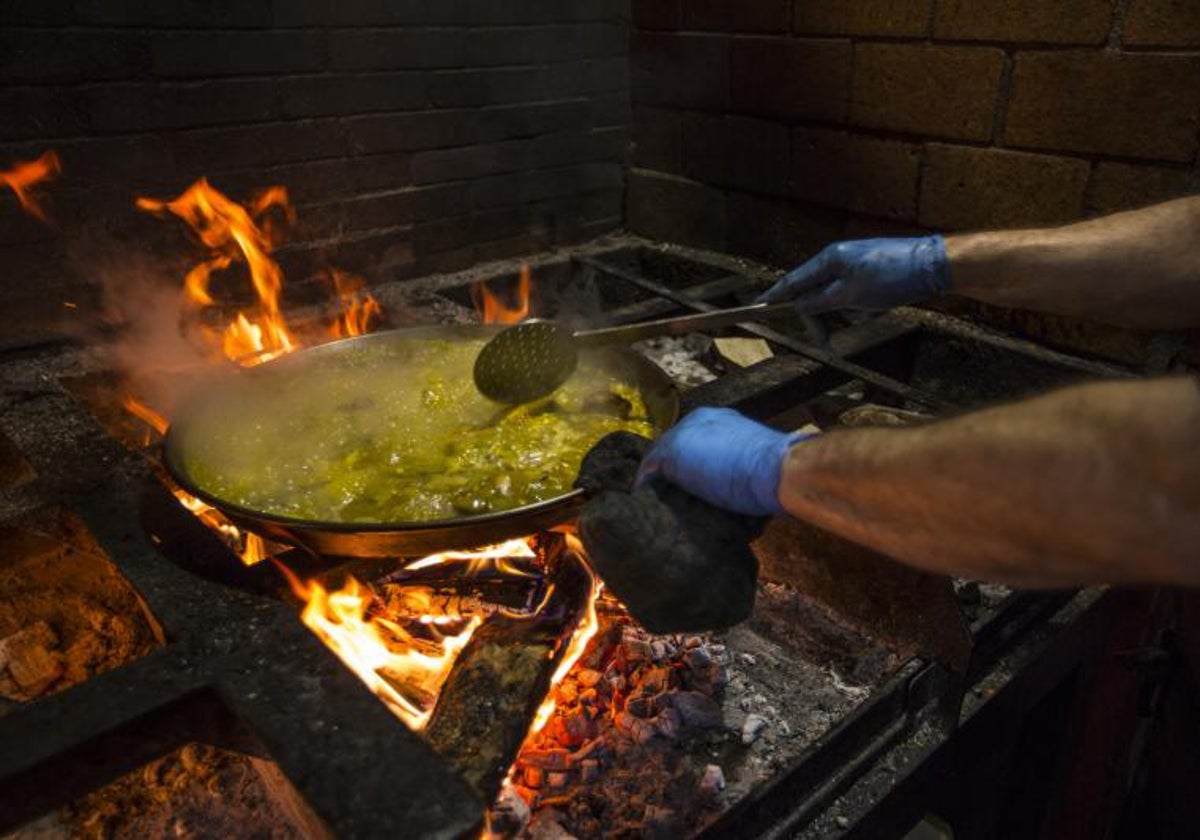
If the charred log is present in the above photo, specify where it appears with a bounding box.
[424,537,592,803]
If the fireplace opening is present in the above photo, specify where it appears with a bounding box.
[0,508,162,712]
[11,742,321,840]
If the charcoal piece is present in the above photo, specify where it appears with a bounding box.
[576,433,765,634]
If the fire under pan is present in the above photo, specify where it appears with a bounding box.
[0,238,1132,838]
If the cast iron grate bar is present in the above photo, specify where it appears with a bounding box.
[576,255,955,414]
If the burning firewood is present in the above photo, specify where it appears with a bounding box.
[425,538,594,803]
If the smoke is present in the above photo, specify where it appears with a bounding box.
[544,262,606,331]
[67,226,227,417]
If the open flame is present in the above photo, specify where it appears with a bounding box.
[122,181,608,765]
[0,151,61,223]
[274,541,553,730]
[328,269,383,339]
[122,394,267,565]
[137,179,297,365]
[123,177,383,564]
[282,569,480,730]
[473,263,532,325]
[404,537,538,577]
[528,533,602,736]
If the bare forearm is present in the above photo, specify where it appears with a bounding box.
[778,377,1200,587]
[946,197,1200,329]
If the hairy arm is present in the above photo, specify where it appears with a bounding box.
[778,377,1200,588]
[947,196,1200,329]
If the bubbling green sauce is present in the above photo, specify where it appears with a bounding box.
[179,336,660,524]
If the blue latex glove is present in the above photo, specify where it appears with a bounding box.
[758,235,949,315]
[635,407,810,517]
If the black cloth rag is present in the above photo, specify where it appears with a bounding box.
[573,432,765,634]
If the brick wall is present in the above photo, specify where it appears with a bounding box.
[628,0,1200,365]
[0,0,630,339]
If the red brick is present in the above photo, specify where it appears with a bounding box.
[1004,51,1200,162]
[280,73,427,118]
[933,0,1112,44]
[851,44,1005,141]
[684,0,790,33]
[626,170,726,248]
[88,80,280,133]
[76,0,272,26]
[1088,162,1200,214]
[633,32,730,109]
[1123,0,1200,47]
[726,193,844,267]
[682,114,790,196]
[790,128,919,220]
[5,0,72,24]
[471,163,622,209]
[330,29,467,70]
[633,107,681,172]
[843,215,928,239]
[731,37,851,123]
[633,0,681,30]
[792,0,929,37]
[0,31,147,83]
[465,23,628,66]
[477,100,596,144]
[149,31,327,78]
[919,145,1088,230]
[276,0,626,26]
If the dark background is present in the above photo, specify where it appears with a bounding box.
[2,0,1199,365]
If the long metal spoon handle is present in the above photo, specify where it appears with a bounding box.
[572,301,796,348]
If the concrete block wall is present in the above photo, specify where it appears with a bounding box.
[628,1,1200,364]
[0,0,630,336]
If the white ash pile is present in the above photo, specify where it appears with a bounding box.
[489,618,732,838]
[633,335,718,388]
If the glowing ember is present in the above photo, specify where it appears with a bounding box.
[473,263,532,325]
[328,269,383,339]
[273,544,569,730]
[137,179,297,365]
[0,151,61,222]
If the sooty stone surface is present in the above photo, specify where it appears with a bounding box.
[575,433,764,634]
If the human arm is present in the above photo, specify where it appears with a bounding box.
[761,196,1200,331]
[639,378,1200,588]
[779,376,1200,587]
[945,196,1200,329]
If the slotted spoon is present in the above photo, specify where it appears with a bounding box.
[473,301,795,404]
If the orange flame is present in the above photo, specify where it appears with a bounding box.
[273,553,543,730]
[125,180,390,567]
[473,263,532,325]
[122,395,168,435]
[528,534,602,736]
[0,151,61,223]
[328,269,383,339]
[137,179,297,365]
[122,395,267,566]
[404,538,538,577]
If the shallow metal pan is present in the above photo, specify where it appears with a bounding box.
[163,324,679,558]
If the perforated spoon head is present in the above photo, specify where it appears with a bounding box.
[473,319,580,404]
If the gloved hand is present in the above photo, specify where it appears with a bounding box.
[758,235,949,315]
[635,407,810,517]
